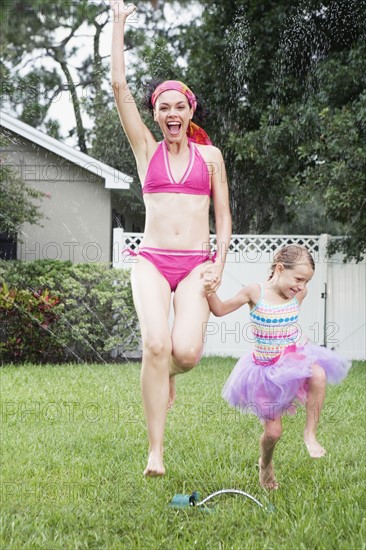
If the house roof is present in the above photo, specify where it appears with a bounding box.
[0,110,136,193]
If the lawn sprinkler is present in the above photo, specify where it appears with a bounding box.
[169,489,273,512]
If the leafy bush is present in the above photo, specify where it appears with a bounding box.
[0,284,64,363]
[0,260,140,364]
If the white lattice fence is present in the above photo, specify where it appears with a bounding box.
[113,231,320,262]
[212,234,319,256]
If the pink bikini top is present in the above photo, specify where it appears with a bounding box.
[142,140,211,196]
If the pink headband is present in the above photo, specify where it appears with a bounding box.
[151,80,212,145]
[151,80,197,111]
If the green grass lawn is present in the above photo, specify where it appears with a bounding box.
[0,358,365,549]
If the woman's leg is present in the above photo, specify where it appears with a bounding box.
[131,257,172,476]
[259,418,282,490]
[171,262,211,370]
[304,363,327,458]
[168,263,211,404]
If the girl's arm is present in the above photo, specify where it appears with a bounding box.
[206,283,260,317]
[110,1,154,159]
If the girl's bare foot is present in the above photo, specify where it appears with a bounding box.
[144,449,165,477]
[259,458,279,490]
[167,376,176,410]
[304,431,326,458]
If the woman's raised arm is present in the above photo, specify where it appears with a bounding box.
[110,1,154,158]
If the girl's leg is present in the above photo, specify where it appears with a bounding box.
[131,257,172,476]
[168,262,211,405]
[259,418,282,490]
[304,363,327,458]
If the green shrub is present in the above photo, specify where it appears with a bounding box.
[0,260,140,364]
[0,283,64,363]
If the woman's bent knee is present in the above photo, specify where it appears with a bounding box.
[172,345,202,371]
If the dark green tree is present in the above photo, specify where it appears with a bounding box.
[0,136,47,237]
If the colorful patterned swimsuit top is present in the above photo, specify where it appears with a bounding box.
[249,283,300,366]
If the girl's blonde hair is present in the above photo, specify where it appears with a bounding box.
[268,245,315,280]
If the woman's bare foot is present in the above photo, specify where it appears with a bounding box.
[304,431,326,458]
[144,449,165,477]
[167,376,176,410]
[259,458,279,490]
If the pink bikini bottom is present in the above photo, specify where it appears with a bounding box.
[126,246,215,291]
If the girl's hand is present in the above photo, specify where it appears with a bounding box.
[201,263,223,296]
[202,275,216,296]
[109,1,137,20]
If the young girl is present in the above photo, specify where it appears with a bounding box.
[204,245,351,490]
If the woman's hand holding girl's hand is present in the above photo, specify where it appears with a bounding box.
[202,273,215,296]
[201,263,223,296]
[109,1,137,20]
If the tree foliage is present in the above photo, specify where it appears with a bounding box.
[115,0,365,260]
[175,0,365,261]
[0,136,47,237]
[0,0,113,151]
[1,0,365,261]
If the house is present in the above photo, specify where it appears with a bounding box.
[0,111,144,264]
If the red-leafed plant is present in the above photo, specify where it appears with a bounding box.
[0,283,64,364]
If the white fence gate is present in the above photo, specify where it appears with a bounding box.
[113,230,365,361]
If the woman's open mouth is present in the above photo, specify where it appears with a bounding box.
[167,122,181,136]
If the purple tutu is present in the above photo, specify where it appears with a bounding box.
[222,341,351,421]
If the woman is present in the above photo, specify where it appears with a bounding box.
[110,1,231,476]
